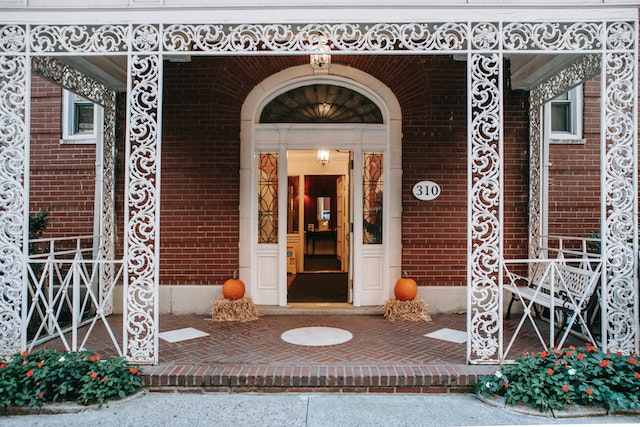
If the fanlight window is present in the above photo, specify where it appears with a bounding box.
[259,84,383,124]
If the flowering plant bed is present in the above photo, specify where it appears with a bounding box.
[475,344,640,413]
[0,348,144,411]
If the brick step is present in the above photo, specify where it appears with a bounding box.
[143,363,496,394]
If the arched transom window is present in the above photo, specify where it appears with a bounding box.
[259,84,383,124]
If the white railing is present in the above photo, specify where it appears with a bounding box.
[25,235,124,356]
[501,235,603,361]
[539,234,602,269]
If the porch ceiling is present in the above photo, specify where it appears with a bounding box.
[60,56,128,92]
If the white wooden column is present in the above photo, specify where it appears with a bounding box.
[600,24,639,353]
[123,53,163,364]
[467,46,504,363]
[0,46,29,358]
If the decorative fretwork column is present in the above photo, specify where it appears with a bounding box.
[601,22,639,353]
[123,52,162,364]
[467,23,504,363]
[0,34,28,358]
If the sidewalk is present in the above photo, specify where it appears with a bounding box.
[1,392,639,427]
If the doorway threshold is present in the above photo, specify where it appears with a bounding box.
[260,303,382,316]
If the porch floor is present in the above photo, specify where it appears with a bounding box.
[48,307,587,393]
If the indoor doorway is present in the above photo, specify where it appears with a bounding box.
[286,150,351,303]
[242,65,402,307]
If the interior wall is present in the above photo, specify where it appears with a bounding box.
[304,175,339,231]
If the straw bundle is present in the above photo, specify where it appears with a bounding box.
[383,298,432,322]
[210,296,260,322]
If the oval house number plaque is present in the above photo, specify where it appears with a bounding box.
[412,180,441,201]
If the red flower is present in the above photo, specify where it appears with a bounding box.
[539,351,549,358]
[577,353,584,361]
[37,361,44,368]
[21,350,28,357]
[586,388,594,395]
[634,372,640,379]
[547,368,554,375]
[585,343,597,352]
[565,352,573,357]
[562,385,570,392]
[502,382,508,388]
[555,349,563,356]
[0,362,6,369]
[599,360,609,368]
[90,372,98,378]
[569,345,576,351]
[37,393,44,399]
[26,370,34,377]
[91,355,101,362]
[628,358,638,366]
[102,376,108,383]
[129,367,141,376]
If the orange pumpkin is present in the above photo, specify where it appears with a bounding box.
[222,271,245,300]
[394,271,418,301]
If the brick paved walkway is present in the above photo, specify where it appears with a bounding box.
[59,311,570,393]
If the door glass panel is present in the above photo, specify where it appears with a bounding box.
[362,152,383,244]
[258,152,278,243]
[287,176,299,234]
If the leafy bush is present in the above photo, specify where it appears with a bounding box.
[28,208,50,255]
[476,344,640,412]
[0,348,144,409]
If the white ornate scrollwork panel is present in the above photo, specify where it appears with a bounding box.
[602,51,638,354]
[124,54,161,364]
[468,53,503,363]
[101,106,117,316]
[162,23,469,53]
[0,54,27,358]
[528,107,542,262]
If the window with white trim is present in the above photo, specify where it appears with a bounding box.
[61,90,102,144]
[544,85,583,144]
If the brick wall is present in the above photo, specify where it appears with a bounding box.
[155,55,530,287]
[29,75,97,239]
[32,52,625,289]
[546,77,601,240]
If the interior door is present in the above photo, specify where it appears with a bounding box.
[336,175,349,271]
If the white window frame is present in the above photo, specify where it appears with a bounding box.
[544,85,584,144]
[60,89,103,144]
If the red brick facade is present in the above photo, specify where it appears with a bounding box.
[27,55,624,289]
[30,76,97,238]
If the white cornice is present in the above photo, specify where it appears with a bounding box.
[0,6,637,25]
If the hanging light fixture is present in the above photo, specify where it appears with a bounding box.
[317,150,330,166]
[310,41,331,74]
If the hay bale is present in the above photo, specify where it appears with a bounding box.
[383,298,432,322]
[210,296,260,322]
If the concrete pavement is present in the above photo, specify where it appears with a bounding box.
[1,393,639,427]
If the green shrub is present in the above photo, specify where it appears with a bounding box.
[0,348,144,409]
[476,344,640,412]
